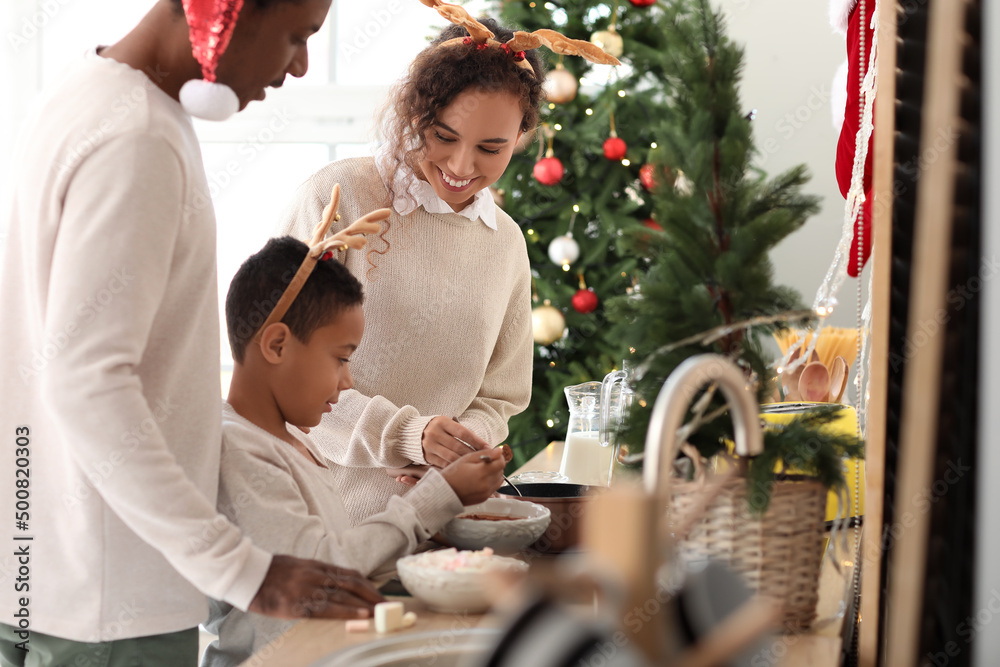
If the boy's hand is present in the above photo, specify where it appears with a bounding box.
[249,554,384,619]
[439,448,506,506]
[421,416,489,467]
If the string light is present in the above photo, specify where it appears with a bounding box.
[650,142,658,149]
[562,264,570,271]
[617,90,626,97]
[527,228,535,236]
[548,103,555,110]
[546,419,554,427]
[573,204,580,212]
[622,159,630,166]
[586,108,593,115]
[554,123,562,131]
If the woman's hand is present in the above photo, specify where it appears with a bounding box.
[439,448,506,506]
[420,416,489,467]
[385,464,430,487]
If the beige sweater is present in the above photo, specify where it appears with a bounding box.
[276,158,532,522]
[203,403,463,667]
[0,51,270,641]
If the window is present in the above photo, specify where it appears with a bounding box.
[2,0,488,392]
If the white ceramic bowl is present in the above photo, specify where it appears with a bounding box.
[396,548,529,613]
[439,497,551,554]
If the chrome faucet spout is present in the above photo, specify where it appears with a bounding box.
[642,354,764,495]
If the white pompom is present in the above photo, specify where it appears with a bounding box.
[548,234,580,266]
[180,79,240,121]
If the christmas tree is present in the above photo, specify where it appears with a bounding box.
[605,0,862,510]
[494,0,681,466]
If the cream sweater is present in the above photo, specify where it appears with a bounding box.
[0,51,270,641]
[202,403,463,667]
[277,158,532,522]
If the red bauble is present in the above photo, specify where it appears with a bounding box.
[628,0,656,6]
[572,288,599,314]
[533,156,564,186]
[603,136,627,161]
[639,163,656,190]
[642,218,663,231]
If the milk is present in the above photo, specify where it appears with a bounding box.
[559,431,614,486]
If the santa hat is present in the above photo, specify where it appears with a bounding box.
[179,0,245,121]
[829,0,857,36]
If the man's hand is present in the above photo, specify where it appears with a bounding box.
[421,416,489,467]
[249,554,384,619]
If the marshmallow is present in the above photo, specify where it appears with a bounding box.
[345,619,371,633]
[374,601,405,633]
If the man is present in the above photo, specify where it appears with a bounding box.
[0,1,382,664]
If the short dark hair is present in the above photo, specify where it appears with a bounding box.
[226,237,364,363]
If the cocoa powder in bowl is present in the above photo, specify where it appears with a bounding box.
[497,483,606,553]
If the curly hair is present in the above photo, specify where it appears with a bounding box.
[378,17,546,205]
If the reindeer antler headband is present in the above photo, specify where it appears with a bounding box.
[420,0,622,71]
[252,184,392,343]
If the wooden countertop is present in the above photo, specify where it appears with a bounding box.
[240,442,855,667]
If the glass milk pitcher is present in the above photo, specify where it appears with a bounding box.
[559,381,617,486]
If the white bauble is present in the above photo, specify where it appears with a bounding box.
[548,234,580,266]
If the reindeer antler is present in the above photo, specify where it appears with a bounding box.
[252,184,390,342]
[418,0,621,70]
[507,29,622,66]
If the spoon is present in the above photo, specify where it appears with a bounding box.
[798,361,832,402]
[830,356,849,403]
[781,347,805,401]
[453,435,523,497]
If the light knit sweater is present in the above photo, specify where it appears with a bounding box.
[0,51,270,641]
[202,403,463,667]
[276,157,532,523]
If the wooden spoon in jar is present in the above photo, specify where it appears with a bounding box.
[782,347,805,401]
[798,362,832,403]
[829,356,849,403]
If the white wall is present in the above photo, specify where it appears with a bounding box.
[718,0,866,329]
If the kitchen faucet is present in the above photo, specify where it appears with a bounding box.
[642,354,764,495]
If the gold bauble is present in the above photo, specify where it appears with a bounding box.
[532,305,566,345]
[542,66,578,105]
[589,29,624,59]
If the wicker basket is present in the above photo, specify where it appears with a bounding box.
[671,474,828,632]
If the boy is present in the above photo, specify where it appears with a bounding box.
[204,236,506,665]
[0,0,380,663]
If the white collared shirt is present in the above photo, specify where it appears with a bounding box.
[374,145,498,230]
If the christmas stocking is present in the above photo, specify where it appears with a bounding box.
[831,0,875,277]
